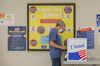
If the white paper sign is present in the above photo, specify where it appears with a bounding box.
[0,13,15,26]
[67,38,87,62]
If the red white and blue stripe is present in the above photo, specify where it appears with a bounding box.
[68,50,86,60]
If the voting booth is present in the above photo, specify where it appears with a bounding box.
[67,38,87,62]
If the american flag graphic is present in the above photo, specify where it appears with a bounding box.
[78,50,86,60]
[68,50,86,60]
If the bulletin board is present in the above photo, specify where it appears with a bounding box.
[27,3,76,51]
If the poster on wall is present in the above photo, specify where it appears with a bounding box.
[67,38,87,62]
[0,13,14,26]
[77,27,94,49]
[96,14,100,27]
[27,3,76,51]
[8,26,26,51]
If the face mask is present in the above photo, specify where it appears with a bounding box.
[58,28,63,32]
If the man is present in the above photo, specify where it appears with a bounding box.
[49,21,66,66]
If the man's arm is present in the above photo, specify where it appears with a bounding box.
[50,41,65,50]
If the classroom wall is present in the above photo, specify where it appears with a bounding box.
[0,0,100,66]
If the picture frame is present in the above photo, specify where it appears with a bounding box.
[27,3,76,51]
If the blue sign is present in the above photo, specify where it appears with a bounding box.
[41,36,49,44]
[8,26,26,51]
[77,30,94,49]
[96,14,100,27]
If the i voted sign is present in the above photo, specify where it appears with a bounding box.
[67,38,87,62]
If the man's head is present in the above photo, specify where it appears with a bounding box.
[56,21,66,33]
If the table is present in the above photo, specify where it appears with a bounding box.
[63,59,100,66]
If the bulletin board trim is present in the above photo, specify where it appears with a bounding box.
[27,3,76,51]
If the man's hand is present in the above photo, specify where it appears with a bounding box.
[50,41,66,50]
[60,46,66,50]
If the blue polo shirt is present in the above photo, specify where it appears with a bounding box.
[49,28,62,58]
